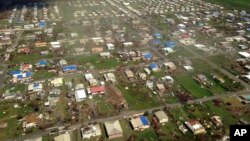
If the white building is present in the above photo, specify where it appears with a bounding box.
[81,124,102,139]
[154,111,169,124]
[75,89,87,102]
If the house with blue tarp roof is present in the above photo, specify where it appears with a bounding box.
[130,115,150,131]
[62,65,77,73]
[154,32,163,39]
[152,39,161,45]
[149,63,159,71]
[164,41,176,48]
[39,20,46,28]
[37,60,48,67]
[11,70,32,82]
[144,53,153,60]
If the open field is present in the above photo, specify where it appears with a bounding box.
[207,0,250,10]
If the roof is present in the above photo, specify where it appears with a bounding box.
[11,70,21,75]
[164,41,176,48]
[152,39,161,45]
[154,32,162,38]
[25,113,38,123]
[149,63,158,69]
[144,53,153,59]
[75,89,87,100]
[63,65,77,72]
[54,133,71,141]
[104,120,123,136]
[39,21,46,28]
[38,60,47,66]
[90,86,105,93]
[155,111,168,121]
[140,116,149,126]
[24,137,42,141]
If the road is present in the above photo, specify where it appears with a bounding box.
[6,88,250,141]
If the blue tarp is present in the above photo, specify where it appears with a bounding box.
[63,65,77,72]
[164,41,176,48]
[39,60,47,66]
[11,70,21,75]
[149,63,158,69]
[152,39,161,45]
[39,21,46,28]
[154,32,163,38]
[140,116,149,126]
[144,53,153,59]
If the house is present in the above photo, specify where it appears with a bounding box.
[164,41,176,48]
[154,111,169,124]
[143,53,153,61]
[18,47,31,54]
[59,59,68,66]
[161,76,174,83]
[210,116,223,127]
[54,133,71,141]
[20,64,32,71]
[185,120,206,135]
[104,73,116,83]
[36,60,48,68]
[23,113,40,129]
[100,52,112,58]
[28,83,43,93]
[130,115,150,131]
[154,32,163,39]
[238,52,250,58]
[156,83,165,91]
[104,120,123,139]
[49,77,64,87]
[50,41,61,49]
[24,137,42,141]
[123,42,133,47]
[62,65,77,73]
[81,124,102,139]
[125,69,134,78]
[138,73,147,80]
[164,62,176,70]
[149,63,159,72]
[92,47,103,53]
[179,38,196,45]
[11,70,32,82]
[35,42,47,48]
[212,75,225,83]
[183,65,194,72]
[89,86,105,95]
[106,43,115,50]
[75,89,87,102]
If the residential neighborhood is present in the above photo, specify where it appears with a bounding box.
[0,0,249,141]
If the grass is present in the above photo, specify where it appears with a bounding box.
[205,101,237,135]
[66,55,121,70]
[33,70,56,81]
[207,0,250,10]
[175,74,213,98]
[169,108,190,121]
[94,96,117,116]
[117,85,160,110]
[12,53,52,64]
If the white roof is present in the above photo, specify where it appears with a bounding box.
[239,52,250,58]
[104,120,123,136]
[75,89,87,100]
[24,137,42,141]
[85,73,94,80]
[54,133,71,141]
[155,111,168,121]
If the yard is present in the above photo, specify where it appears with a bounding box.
[175,74,213,98]
[117,84,160,110]
[207,0,250,10]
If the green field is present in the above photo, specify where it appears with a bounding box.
[175,74,213,98]
[33,70,56,81]
[207,0,250,10]
[117,85,160,110]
